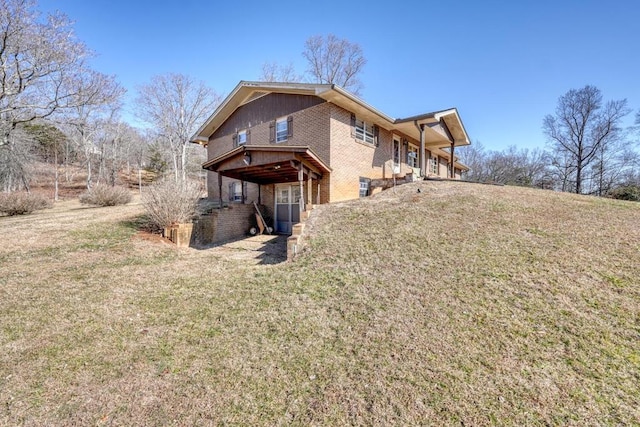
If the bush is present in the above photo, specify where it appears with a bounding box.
[0,192,52,215]
[79,184,132,207]
[607,185,640,202]
[142,179,203,229]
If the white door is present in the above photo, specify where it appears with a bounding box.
[275,185,301,234]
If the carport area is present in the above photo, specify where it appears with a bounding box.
[203,145,331,235]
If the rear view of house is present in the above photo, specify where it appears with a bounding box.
[190,81,470,235]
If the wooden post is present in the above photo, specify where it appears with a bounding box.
[317,181,320,204]
[450,141,455,178]
[241,179,245,203]
[298,166,305,213]
[258,184,261,205]
[217,172,223,207]
[419,123,426,177]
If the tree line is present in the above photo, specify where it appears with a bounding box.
[458,85,639,199]
[0,0,365,200]
[2,0,638,203]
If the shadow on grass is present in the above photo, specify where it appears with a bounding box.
[191,234,288,265]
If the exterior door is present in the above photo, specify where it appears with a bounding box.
[275,185,301,234]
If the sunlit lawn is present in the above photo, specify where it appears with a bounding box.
[1,182,639,425]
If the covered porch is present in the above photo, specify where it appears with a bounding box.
[202,145,331,234]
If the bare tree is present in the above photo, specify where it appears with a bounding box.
[457,141,487,181]
[543,85,630,194]
[259,61,301,82]
[0,0,123,191]
[0,126,32,192]
[302,34,366,95]
[22,121,67,200]
[58,71,125,188]
[134,73,222,183]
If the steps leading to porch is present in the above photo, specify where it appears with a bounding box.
[286,204,316,260]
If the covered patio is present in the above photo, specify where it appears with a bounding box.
[202,145,331,233]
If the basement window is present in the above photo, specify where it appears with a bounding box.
[229,181,247,203]
[359,177,370,198]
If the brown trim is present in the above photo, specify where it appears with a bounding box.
[202,145,332,185]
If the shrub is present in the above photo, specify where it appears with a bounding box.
[0,192,52,215]
[607,185,640,202]
[142,179,203,229]
[79,184,132,207]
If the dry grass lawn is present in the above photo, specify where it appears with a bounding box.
[1,182,639,426]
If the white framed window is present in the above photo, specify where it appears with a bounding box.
[237,130,247,145]
[228,181,246,203]
[276,117,288,142]
[352,115,377,145]
[431,156,439,175]
[407,144,418,168]
[393,139,401,166]
[359,177,370,198]
[276,187,289,204]
[355,119,375,144]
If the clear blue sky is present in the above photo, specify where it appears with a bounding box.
[39,0,640,151]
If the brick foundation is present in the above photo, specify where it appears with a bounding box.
[188,203,259,247]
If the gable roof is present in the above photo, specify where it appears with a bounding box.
[190,81,471,148]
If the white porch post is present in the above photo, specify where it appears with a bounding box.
[419,123,426,177]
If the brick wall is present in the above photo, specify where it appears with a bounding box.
[328,105,417,202]
[203,93,459,206]
[192,204,258,246]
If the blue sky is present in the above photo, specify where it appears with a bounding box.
[39,0,640,151]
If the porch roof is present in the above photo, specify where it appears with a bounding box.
[203,145,331,185]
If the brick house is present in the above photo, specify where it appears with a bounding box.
[190,81,470,235]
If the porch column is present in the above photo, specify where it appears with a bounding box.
[217,172,223,207]
[298,167,305,213]
[317,181,320,204]
[418,123,426,177]
[258,184,261,205]
[450,140,455,178]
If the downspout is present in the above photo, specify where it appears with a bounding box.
[414,121,425,177]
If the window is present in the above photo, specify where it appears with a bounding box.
[431,156,439,175]
[276,117,288,142]
[291,186,301,204]
[233,129,250,147]
[393,139,401,165]
[276,187,289,204]
[228,181,246,203]
[270,116,292,143]
[407,144,418,168]
[352,114,378,145]
[237,130,247,146]
[359,177,370,198]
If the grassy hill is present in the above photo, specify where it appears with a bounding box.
[1,182,638,425]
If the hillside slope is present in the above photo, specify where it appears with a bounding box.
[1,181,638,425]
[295,181,640,424]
